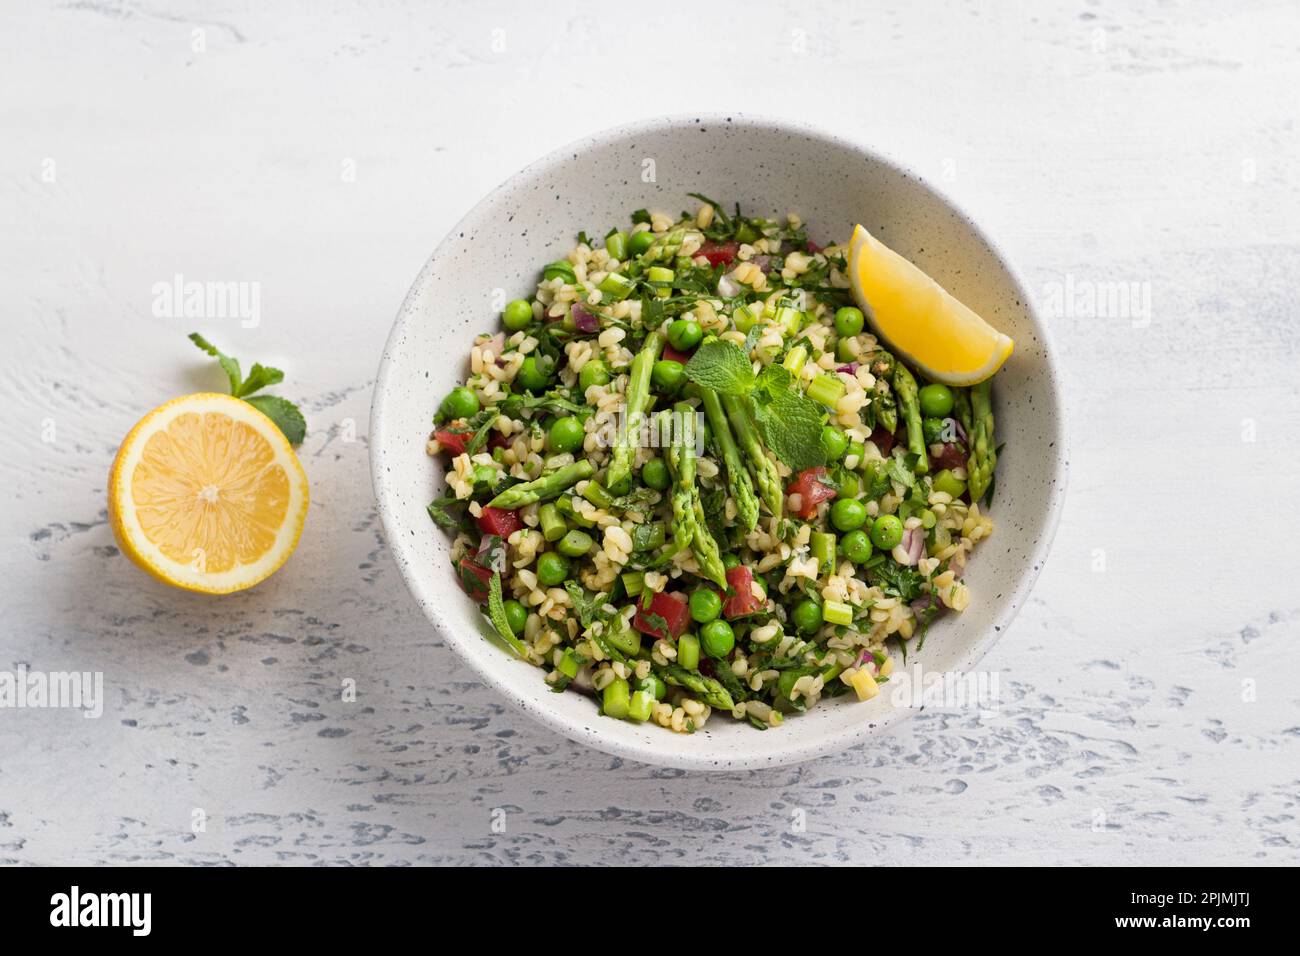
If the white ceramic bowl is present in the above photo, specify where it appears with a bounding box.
[371,115,1067,770]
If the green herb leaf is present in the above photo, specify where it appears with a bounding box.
[868,559,926,603]
[188,332,242,394]
[245,395,307,445]
[427,495,468,531]
[487,572,528,659]
[235,362,284,398]
[189,333,306,445]
[683,340,755,395]
[748,364,825,472]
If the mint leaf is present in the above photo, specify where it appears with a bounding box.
[189,332,242,394]
[749,364,826,471]
[683,340,755,395]
[235,362,284,398]
[487,572,528,659]
[245,395,306,445]
[189,333,306,445]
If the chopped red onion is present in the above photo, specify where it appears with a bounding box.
[717,273,741,297]
[836,362,859,375]
[570,303,599,334]
[897,527,924,566]
[750,255,775,273]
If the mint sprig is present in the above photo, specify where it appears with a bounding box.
[683,340,826,471]
[189,333,307,445]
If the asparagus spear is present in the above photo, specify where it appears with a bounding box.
[966,378,997,505]
[892,364,929,474]
[720,393,783,520]
[655,663,735,711]
[604,331,664,494]
[644,227,686,264]
[665,404,727,588]
[697,385,759,531]
[953,386,973,439]
[487,460,594,509]
[659,410,693,553]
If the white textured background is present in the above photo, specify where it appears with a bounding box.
[2,0,1297,865]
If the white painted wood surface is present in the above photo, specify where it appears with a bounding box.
[2,0,1297,865]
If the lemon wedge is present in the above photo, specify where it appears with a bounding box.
[108,392,308,594]
[847,224,1013,386]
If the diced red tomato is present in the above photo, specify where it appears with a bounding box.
[633,591,691,640]
[434,429,468,456]
[662,343,694,365]
[457,557,492,603]
[696,240,739,267]
[786,466,837,519]
[869,427,896,456]
[476,506,523,537]
[931,443,968,472]
[722,565,764,619]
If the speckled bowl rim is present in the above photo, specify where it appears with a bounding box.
[372,114,1069,771]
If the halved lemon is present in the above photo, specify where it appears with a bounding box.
[108,392,309,594]
[847,224,1013,386]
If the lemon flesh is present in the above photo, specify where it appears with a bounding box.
[108,392,309,594]
[847,224,1013,386]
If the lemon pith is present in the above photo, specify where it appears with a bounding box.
[847,224,1013,386]
[108,392,308,594]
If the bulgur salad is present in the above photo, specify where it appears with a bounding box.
[426,195,1000,733]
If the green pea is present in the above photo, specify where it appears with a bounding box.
[543,260,577,284]
[689,588,723,624]
[821,425,849,462]
[635,674,668,700]
[830,497,868,532]
[722,553,741,570]
[835,338,857,363]
[548,416,585,454]
[838,470,860,499]
[517,355,551,393]
[535,552,571,586]
[556,529,593,558]
[699,620,735,659]
[651,359,686,393]
[627,230,656,257]
[578,360,610,392]
[839,529,873,564]
[502,299,533,331]
[667,318,703,352]
[502,599,528,636]
[870,514,904,550]
[845,441,866,466]
[918,383,955,418]
[640,458,671,490]
[439,386,479,421]
[792,598,823,633]
[834,306,865,337]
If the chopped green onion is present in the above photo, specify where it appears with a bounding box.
[774,305,801,337]
[807,373,846,408]
[810,531,837,569]
[733,304,757,333]
[582,481,614,509]
[602,678,631,719]
[539,502,567,542]
[558,648,582,679]
[627,689,655,722]
[677,634,701,671]
[647,266,674,299]
[605,230,629,261]
[598,272,635,301]
[605,619,642,656]
[621,570,645,597]
[823,600,854,626]
[782,345,808,377]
